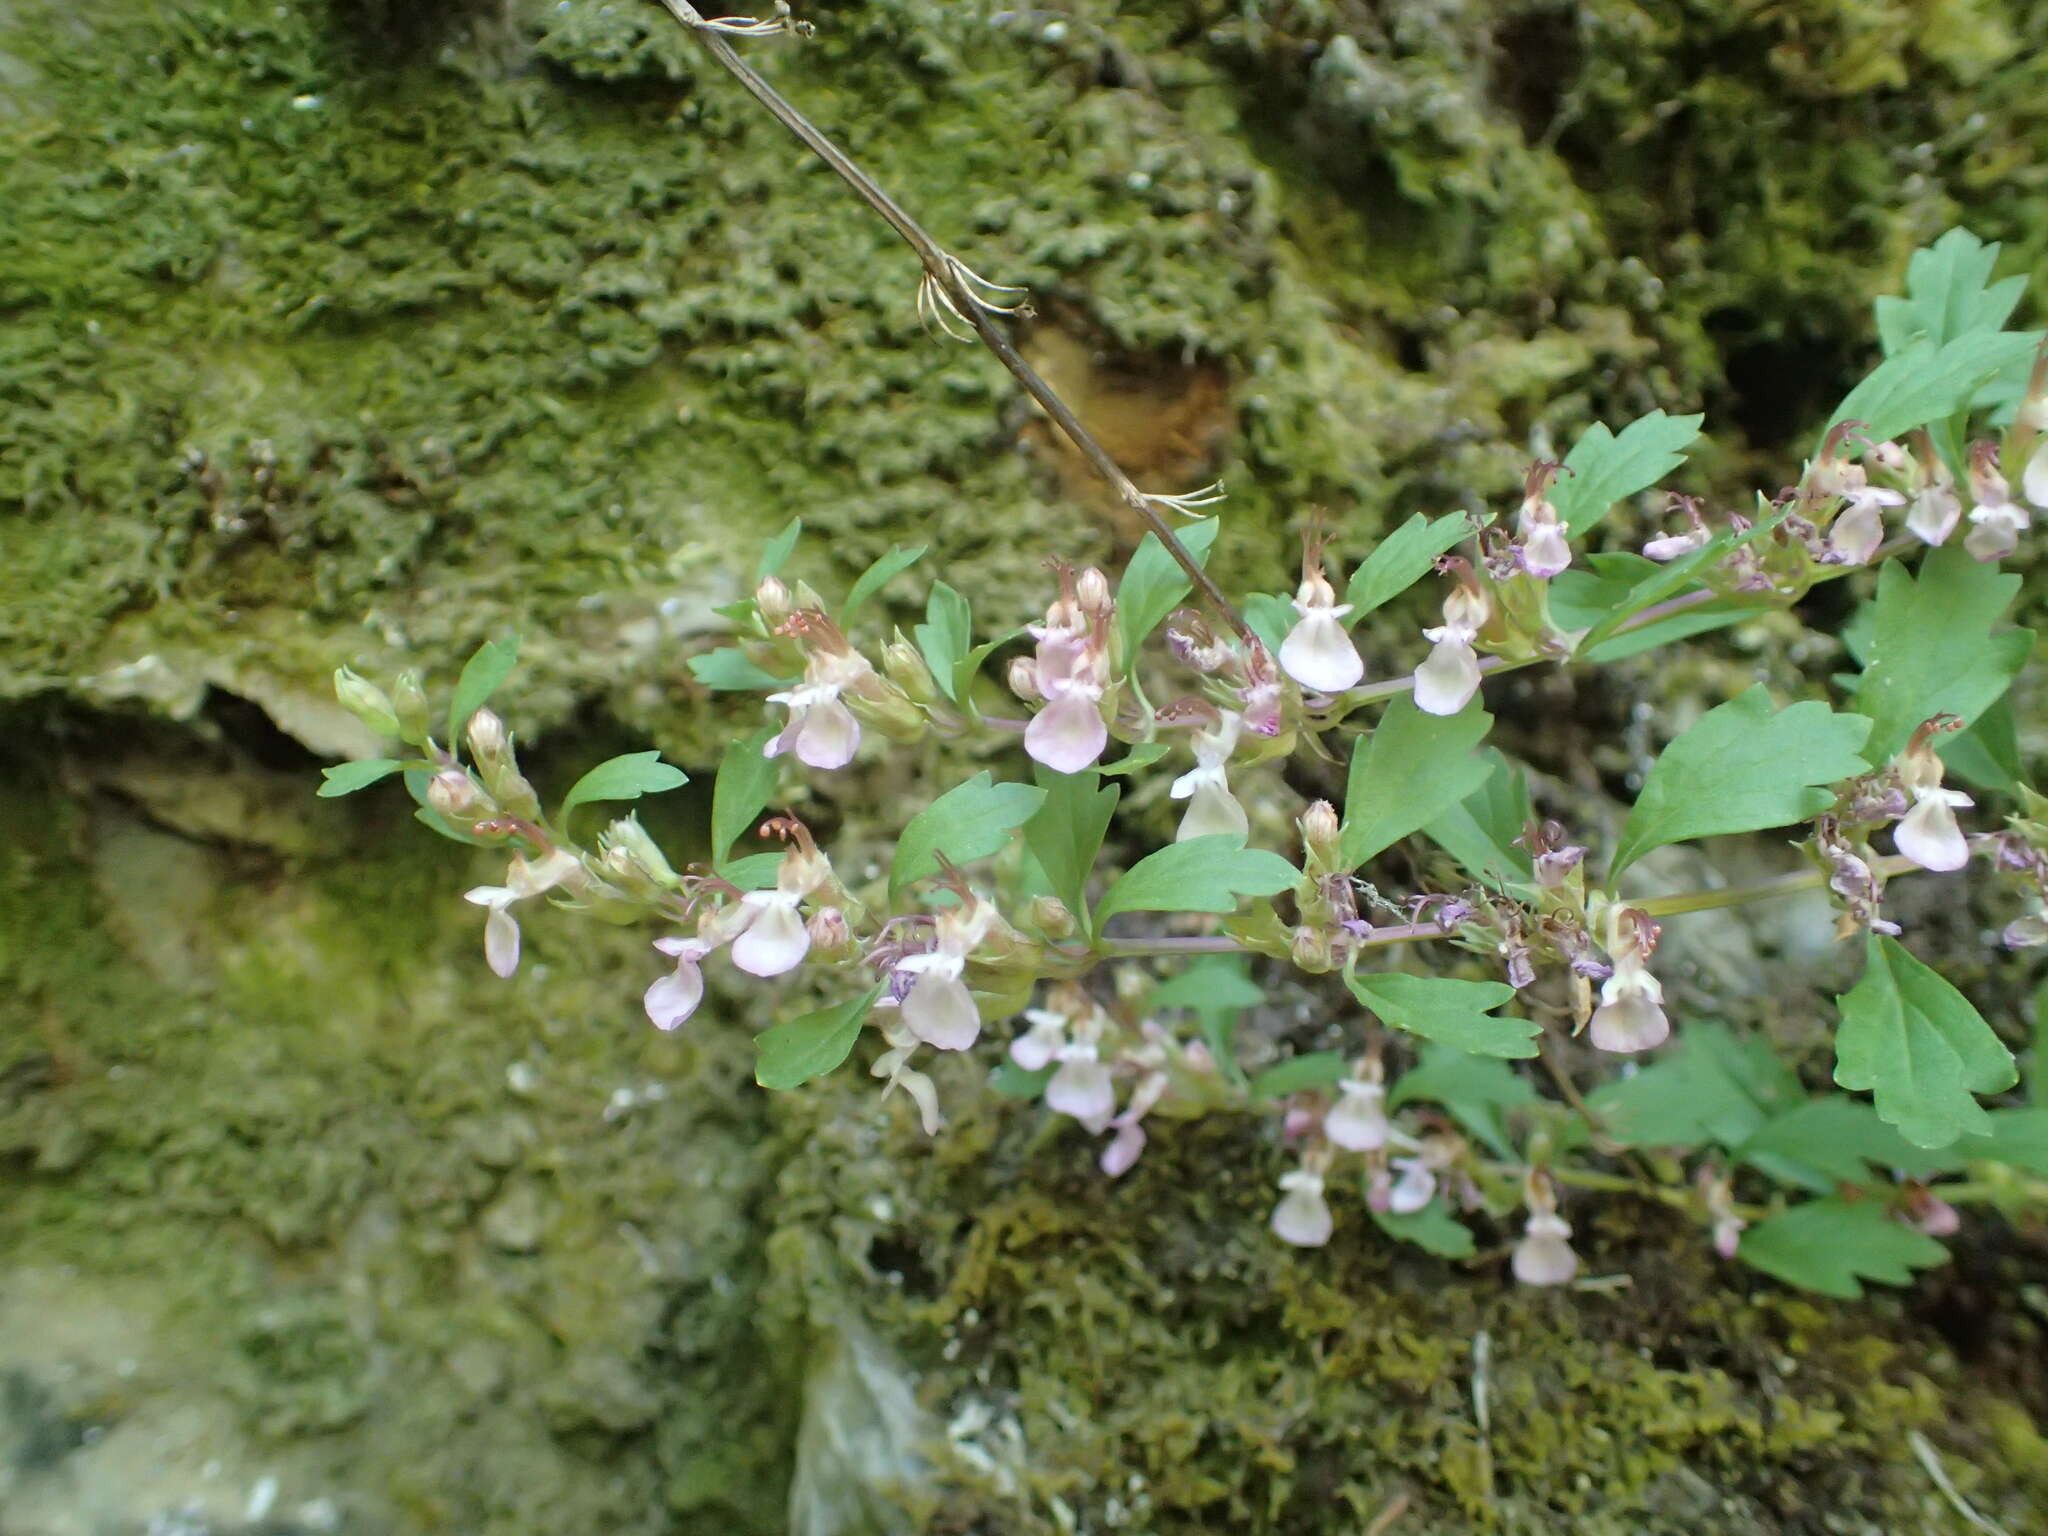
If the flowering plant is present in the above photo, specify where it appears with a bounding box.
[316,4,2048,1300]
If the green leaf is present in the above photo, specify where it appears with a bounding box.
[689,647,796,692]
[1149,960,1267,1015]
[1116,518,1221,660]
[952,628,1020,710]
[1390,1042,1537,1158]
[1583,1030,1767,1150]
[1852,547,2031,761]
[1874,228,2026,356]
[317,759,405,798]
[1025,767,1119,920]
[754,983,886,1090]
[1579,599,1758,665]
[1610,686,1870,877]
[558,751,688,823]
[1421,749,1534,888]
[1096,836,1299,929]
[1370,1200,1477,1259]
[1737,1199,1949,1299]
[1149,955,1261,1088]
[1250,1051,1348,1100]
[755,517,802,582]
[1099,742,1170,777]
[1739,1095,1965,1192]
[713,728,780,866]
[1243,592,1295,657]
[913,582,973,704]
[1961,1108,2048,1176]
[448,636,519,746]
[1343,512,1473,619]
[1834,934,2017,1148]
[1550,411,1703,536]
[720,851,783,891]
[991,1062,1056,1099]
[841,543,926,624]
[1340,696,1494,869]
[891,772,1046,898]
[1821,331,2038,450]
[1345,971,1536,1059]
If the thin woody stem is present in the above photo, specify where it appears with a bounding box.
[657,1,1261,652]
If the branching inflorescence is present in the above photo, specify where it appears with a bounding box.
[319,5,2048,1301]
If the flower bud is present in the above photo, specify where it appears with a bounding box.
[805,905,854,956]
[1028,895,1077,939]
[1298,800,1341,869]
[467,707,510,767]
[491,770,542,823]
[1866,440,1907,475]
[1076,566,1113,618]
[881,639,939,704]
[427,769,482,821]
[755,575,793,627]
[333,666,400,738]
[1007,656,1043,702]
[599,816,680,891]
[391,670,432,744]
[1289,924,1334,974]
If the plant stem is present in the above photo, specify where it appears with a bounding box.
[1631,854,1919,917]
[658,2,1260,651]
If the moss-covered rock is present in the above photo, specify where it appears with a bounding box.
[4,0,2047,1529]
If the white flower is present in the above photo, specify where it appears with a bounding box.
[1010,1009,1068,1071]
[718,847,829,978]
[1270,1169,1333,1248]
[463,849,584,979]
[1387,1155,1437,1213]
[1279,567,1363,693]
[870,1017,944,1136]
[1894,786,1973,872]
[2025,437,2048,511]
[1964,502,2030,562]
[1169,710,1249,843]
[1588,958,1668,1053]
[895,899,994,1051]
[1588,910,1668,1053]
[1905,482,1962,545]
[1046,1042,1116,1125]
[644,936,712,1030]
[728,889,810,976]
[1826,486,1902,565]
[1642,527,1709,561]
[1512,1211,1579,1286]
[1323,1078,1389,1151]
[1516,494,1572,578]
[1414,587,1488,717]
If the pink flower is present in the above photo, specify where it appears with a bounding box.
[1270,1168,1333,1247]
[1891,729,1974,873]
[1018,569,1113,774]
[644,936,712,1030]
[1278,560,1363,693]
[1387,1155,1437,1213]
[1025,679,1108,773]
[1414,586,1488,716]
[716,845,828,977]
[765,651,871,770]
[1906,475,1962,546]
[1010,1009,1067,1071]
